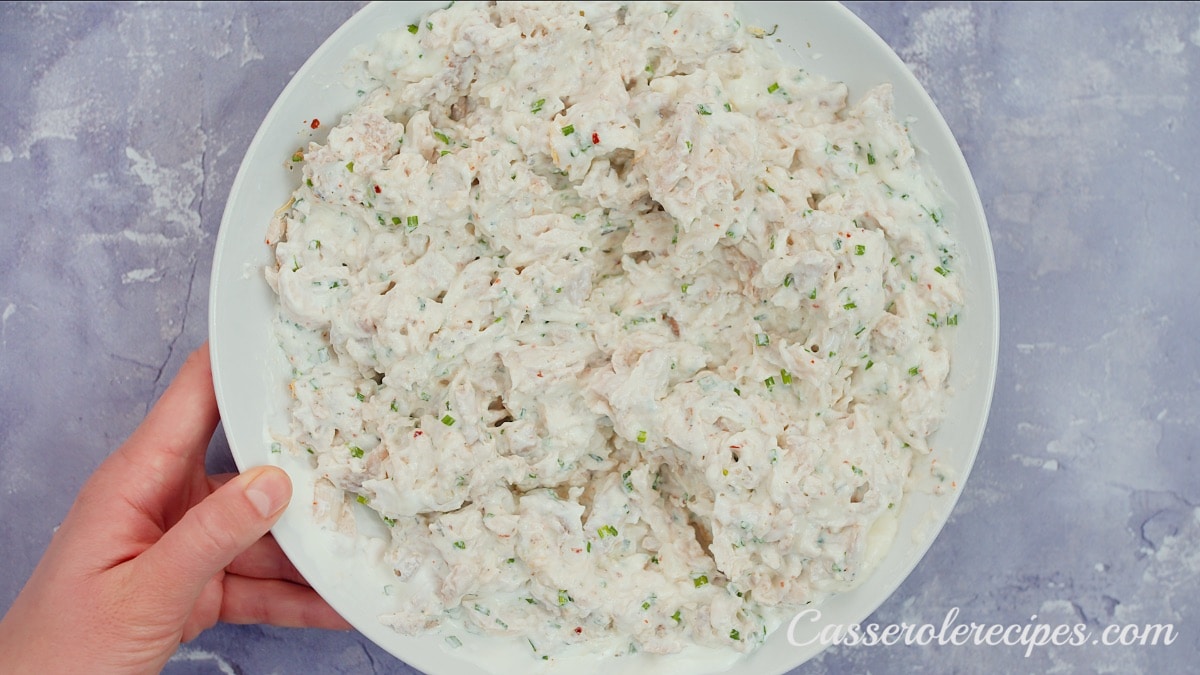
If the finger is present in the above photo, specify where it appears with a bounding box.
[136,465,292,608]
[72,345,221,539]
[218,575,352,631]
[208,472,236,491]
[227,534,309,586]
[121,344,220,483]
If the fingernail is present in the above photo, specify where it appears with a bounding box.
[245,467,292,518]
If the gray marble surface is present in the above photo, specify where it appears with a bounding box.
[2,2,1197,673]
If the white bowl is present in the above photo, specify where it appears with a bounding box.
[209,2,999,673]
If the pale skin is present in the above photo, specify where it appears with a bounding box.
[0,344,352,673]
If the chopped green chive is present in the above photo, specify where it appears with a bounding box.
[767,82,780,94]
[723,102,732,112]
[947,314,959,326]
[561,124,575,136]
[345,161,354,173]
[764,376,776,390]
[855,244,866,255]
[390,216,402,226]
[637,430,648,443]
[433,131,451,145]
[642,600,651,610]
[557,589,572,606]
[597,524,618,539]
[681,283,690,293]
[694,574,709,587]
[934,266,948,276]
[291,151,303,163]
[844,301,857,310]
[908,366,920,376]
[531,98,545,114]
[672,610,682,624]
[780,369,792,385]
[730,628,741,640]
[383,516,397,527]
[407,23,419,34]
[685,140,693,152]
[441,414,456,426]
[349,446,364,459]
[305,178,313,187]
[852,465,863,476]
[407,215,419,229]
[755,333,770,347]
[356,392,365,402]
[697,104,712,116]
[783,273,794,288]
[453,540,466,550]
[572,213,586,221]
[809,288,817,300]
[867,152,876,165]
[390,400,398,412]
[865,360,874,370]
[356,494,369,505]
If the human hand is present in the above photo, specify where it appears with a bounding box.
[0,344,351,673]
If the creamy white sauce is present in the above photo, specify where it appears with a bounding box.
[265,0,963,663]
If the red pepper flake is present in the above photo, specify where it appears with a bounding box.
[374,185,382,194]
[536,371,544,378]
[574,627,583,635]
[413,430,424,438]
[591,132,600,145]
[311,118,320,129]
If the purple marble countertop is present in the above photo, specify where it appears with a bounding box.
[2,2,1197,673]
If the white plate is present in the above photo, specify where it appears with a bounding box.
[209,2,999,673]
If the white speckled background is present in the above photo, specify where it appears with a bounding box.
[2,2,1197,673]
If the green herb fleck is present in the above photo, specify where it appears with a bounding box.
[855,244,866,256]
[531,98,545,114]
[349,446,364,459]
[637,430,648,443]
[767,82,780,94]
[755,333,770,347]
[561,124,575,136]
[557,589,573,606]
[453,540,466,550]
[672,610,682,624]
[433,131,451,145]
[345,161,354,173]
[383,516,396,527]
[780,369,793,385]
[852,465,863,476]
[597,524,618,539]
[934,266,948,276]
[441,414,456,426]
[696,103,712,116]
[783,273,794,288]
[908,366,920,376]
[407,23,419,34]
[407,214,419,229]
[764,376,776,390]
[867,152,876,165]
[730,628,741,640]
[844,301,857,310]
[356,494,369,505]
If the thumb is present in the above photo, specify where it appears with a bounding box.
[139,466,293,606]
